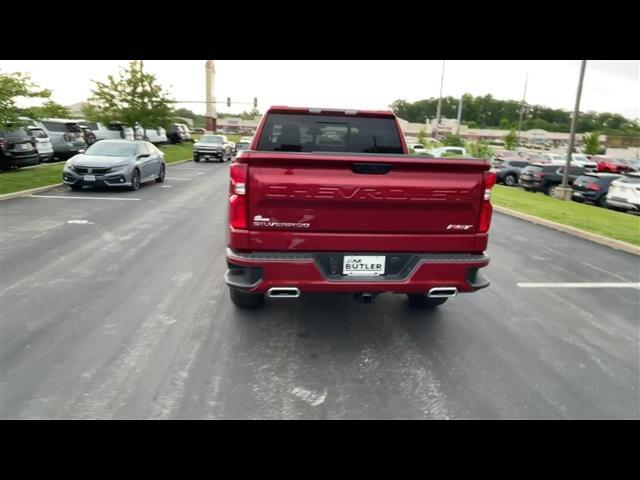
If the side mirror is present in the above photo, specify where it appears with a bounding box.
[137,153,150,159]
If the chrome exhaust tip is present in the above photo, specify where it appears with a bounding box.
[267,287,301,298]
[427,287,458,298]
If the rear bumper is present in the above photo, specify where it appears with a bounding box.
[606,198,640,211]
[225,248,490,294]
[571,190,599,202]
[1,152,40,167]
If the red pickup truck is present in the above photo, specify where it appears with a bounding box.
[225,106,496,309]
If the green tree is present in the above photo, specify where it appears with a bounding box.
[240,108,260,120]
[498,118,511,129]
[23,100,71,120]
[443,134,464,147]
[468,141,493,159]
[582,132,601,155]
[0,71,51,128]
[83,61,174,130]
[390,94,639,137]
[504,129,518,150]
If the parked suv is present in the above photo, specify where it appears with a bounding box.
[571,153,597,169]
[519,164,587,196]
[135,126,168,145]
[606,173,640,212]
[27,126,55,163]
[75,121,133,142]
[35,119,87,160]
[571,173,622,207]
[493,159,530,186]
[0,126,39,170]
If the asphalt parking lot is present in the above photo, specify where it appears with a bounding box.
[1,160,638,419]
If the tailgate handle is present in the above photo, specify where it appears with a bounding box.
[352,163,391,175]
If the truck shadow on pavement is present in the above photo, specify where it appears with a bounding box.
[209,293,452,419]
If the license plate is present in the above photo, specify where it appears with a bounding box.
[84,175,96,182]
[343,255,386,276]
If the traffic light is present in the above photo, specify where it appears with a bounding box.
[227,97,231,107]
[254,97,258,108]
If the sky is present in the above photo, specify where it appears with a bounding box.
[1,60,638,120]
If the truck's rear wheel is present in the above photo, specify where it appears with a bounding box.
[406,294,448,308]
[229,287,264,309]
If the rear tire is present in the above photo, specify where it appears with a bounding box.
[229,287,264,309]
[406,294,448,308]
[597,196,607,207]
[504,173,517,186]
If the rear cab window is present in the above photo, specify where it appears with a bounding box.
[257,113,403,154]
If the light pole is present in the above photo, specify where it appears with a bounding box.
[456,94,463,136]
[556,60,587,200]
[517,73,528,148]
[434,60,445,141]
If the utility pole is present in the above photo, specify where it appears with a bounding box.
[456,94,463,136]
[434,60,445,141]
[557,60,587,200]
[517,73,528,148]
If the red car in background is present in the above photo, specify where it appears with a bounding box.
[594,156,633,173]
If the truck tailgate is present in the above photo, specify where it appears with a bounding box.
[245,152,488,235]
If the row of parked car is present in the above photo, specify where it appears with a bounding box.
[1,118,201,171]
[492,150,640,213]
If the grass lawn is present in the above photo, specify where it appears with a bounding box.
[0,143,194,196]
[492,185,640,246]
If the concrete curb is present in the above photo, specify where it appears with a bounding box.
[0,183,64,201]
[166,158,193,166]
[0,158,193,202]
[494,205,640,256]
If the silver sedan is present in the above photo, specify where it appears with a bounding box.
[63,140,166,191]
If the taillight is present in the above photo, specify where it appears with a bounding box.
[229,162,248,229]
[0,139,7,150]
[479,171,497,233]
[585,182,600,191]
[533,172,545,178]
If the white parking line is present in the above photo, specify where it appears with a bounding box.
[169,167,210,172]
[517,282,640,289]
[165,177,192,181]
[30,195,140,201]
[67,220,94,224]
